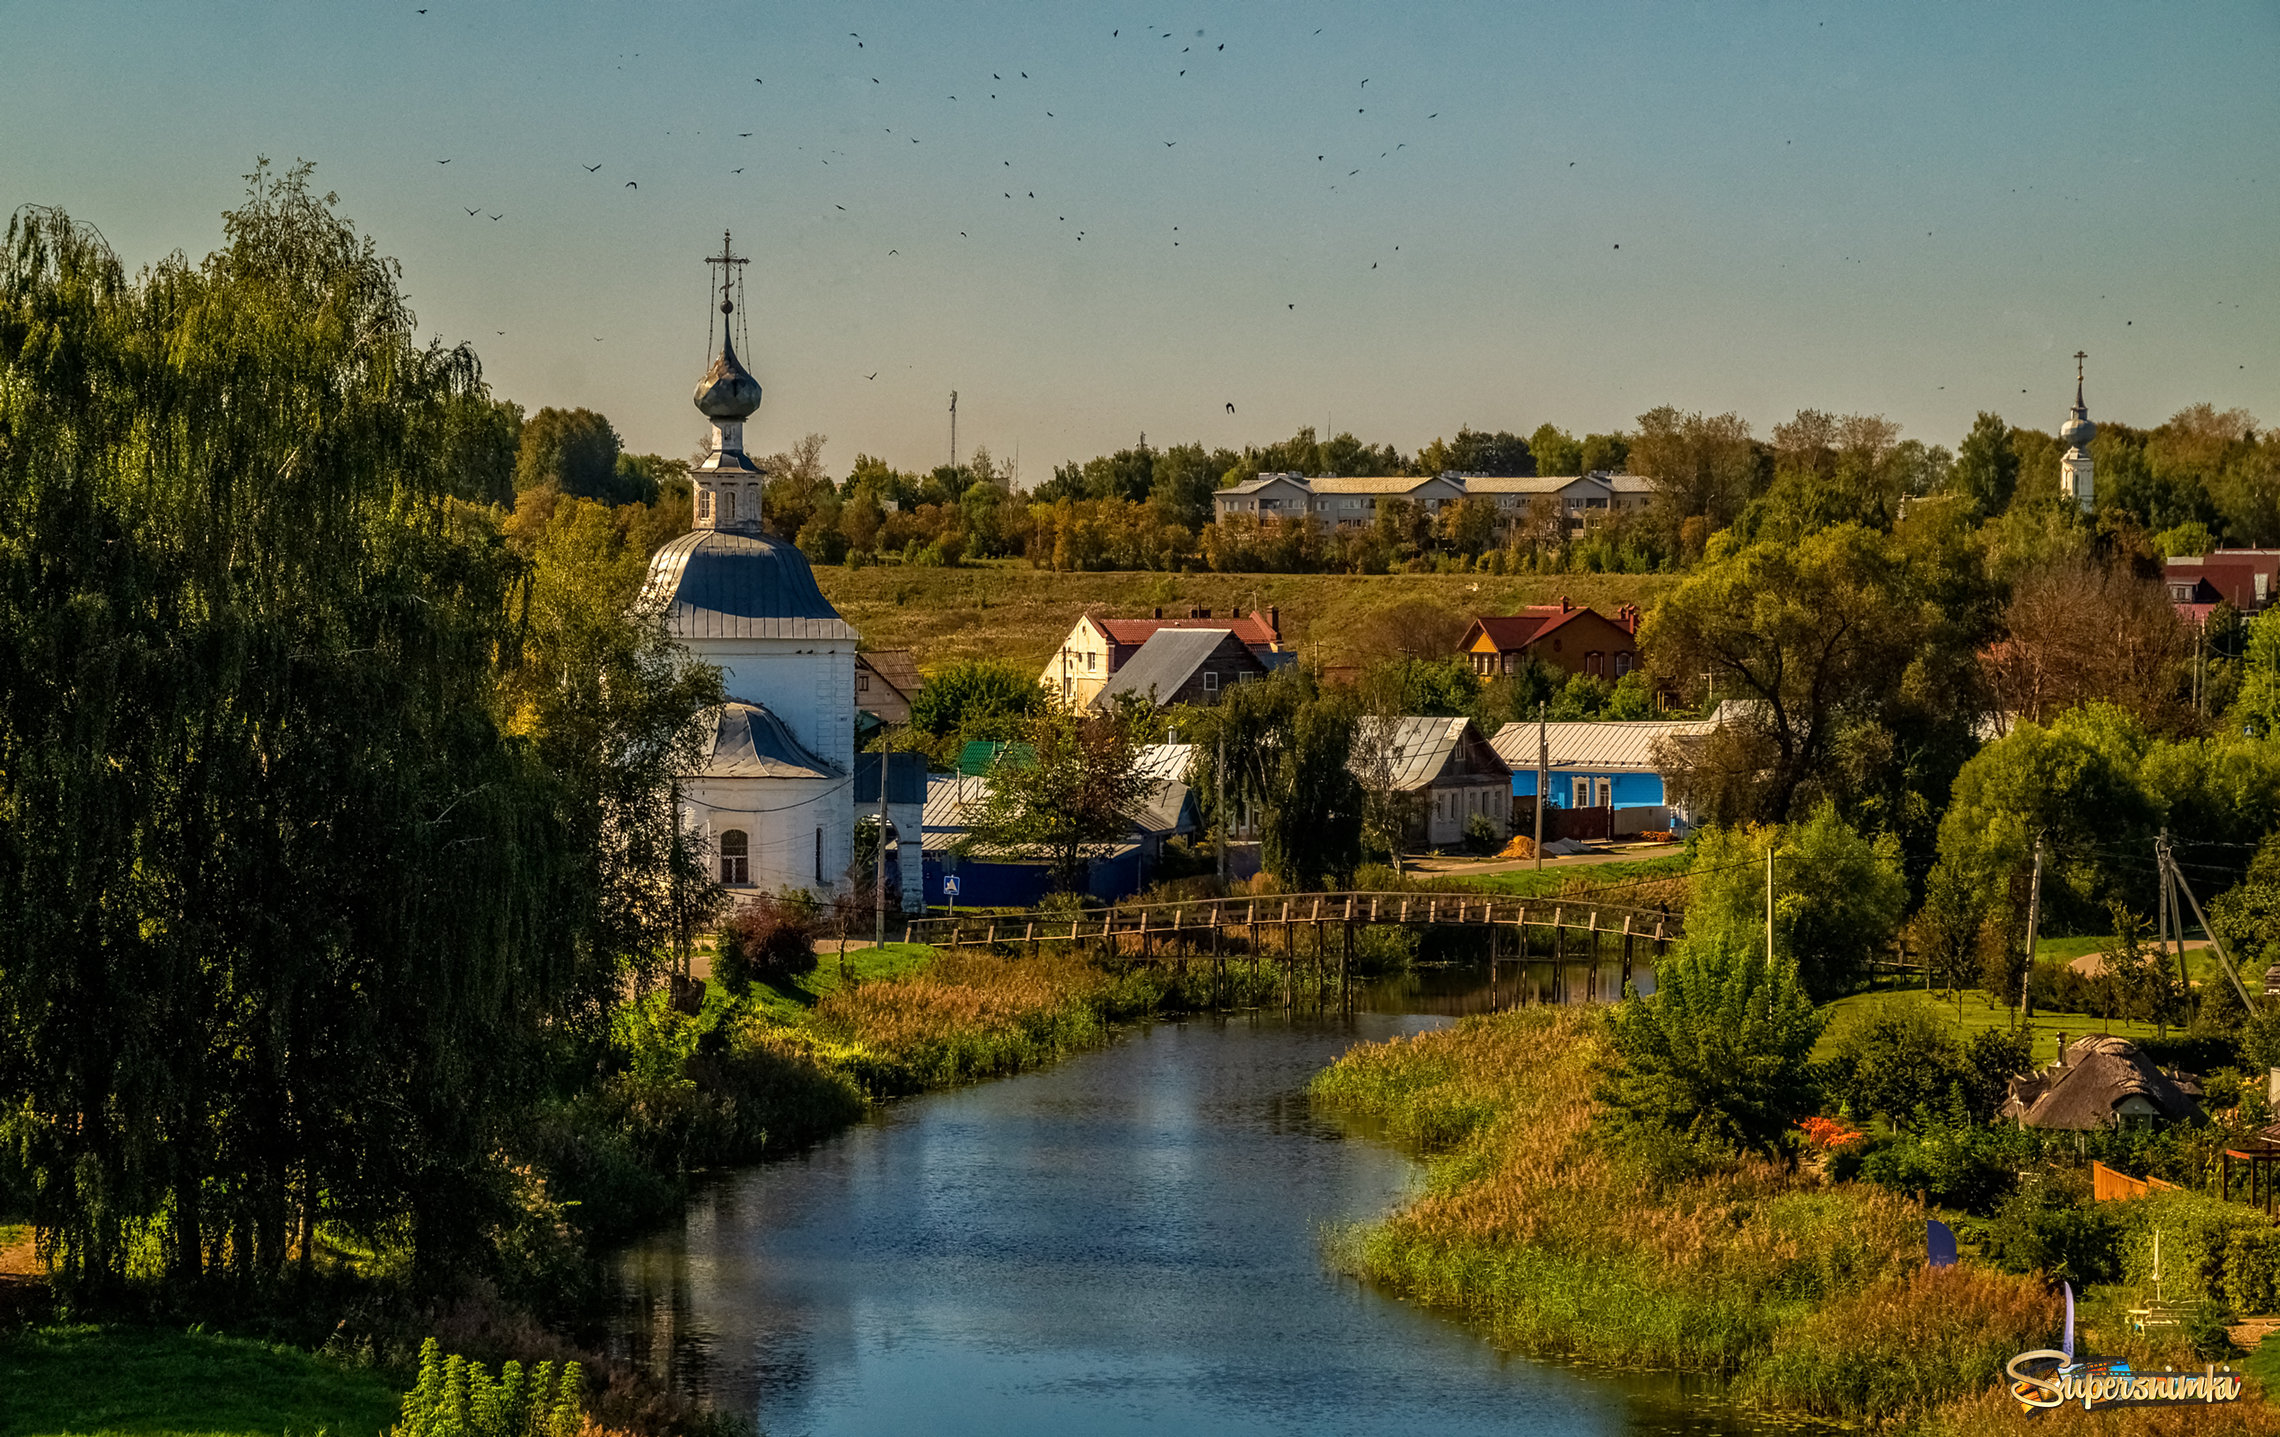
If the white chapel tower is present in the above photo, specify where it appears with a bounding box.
[2060,350,2096,515]
[644,233,858,898]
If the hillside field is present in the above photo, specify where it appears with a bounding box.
[813,562,1677,676]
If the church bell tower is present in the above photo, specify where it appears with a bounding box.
[2059,351,2096,516]
[691,232,765,532]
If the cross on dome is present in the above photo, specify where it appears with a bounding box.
[692,229,765,530]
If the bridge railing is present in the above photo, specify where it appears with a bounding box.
[902,889,1678,952]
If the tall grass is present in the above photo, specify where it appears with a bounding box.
[1311,1008,2249,1429]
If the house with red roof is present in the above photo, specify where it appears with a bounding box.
[1040,606,1286,709]
[1457,600,1641,682]
[2165,550,2280,619]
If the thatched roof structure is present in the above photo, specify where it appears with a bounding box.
[2001,1036,2201,1131]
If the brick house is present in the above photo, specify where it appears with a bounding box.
[1457,601,1641,681]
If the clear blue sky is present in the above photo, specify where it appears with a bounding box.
[4,2,2275,479]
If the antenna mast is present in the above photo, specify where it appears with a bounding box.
[949,390,959,475]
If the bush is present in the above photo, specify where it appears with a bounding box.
[2114,1191,2274,1307]
[1857,1109,2030,1213]
[1462,811,1500,855]
[1827,1000,1967,1124]
[715,891,821,992]
[2227,1227,2280,1316]
[1974,1183,2123,1284]
[395,1338,588,1437]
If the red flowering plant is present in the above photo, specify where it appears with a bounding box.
[1796,1115,1866,1151]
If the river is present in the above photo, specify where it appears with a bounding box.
[608,968,1801,1436]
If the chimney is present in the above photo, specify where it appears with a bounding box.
[1153,606,1163,619]
[1266,605,1281,640]
[1560,594,1572,613]
[2055,1033,2067,1066]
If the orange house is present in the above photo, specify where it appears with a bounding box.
[1458,600,1640,681]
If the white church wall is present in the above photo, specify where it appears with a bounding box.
[698,639,856,771]
[686,774,855,900]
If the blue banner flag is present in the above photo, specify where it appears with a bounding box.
[1927,1219,1957,1269]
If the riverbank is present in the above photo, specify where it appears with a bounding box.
[1310,1008,2280,1433]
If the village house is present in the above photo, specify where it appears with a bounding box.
[1491,718,1709,841]
[2002,1036,2202,1130]
[1091,627,1270,711]
[2165,550,2280,618]
[1351,716,1512,849]
[1040,606,1284,709]
[1457,601,1642,681]
[854,648,924,726]
[1210,473,1313,521]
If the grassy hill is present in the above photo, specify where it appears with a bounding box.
[813,561,1677,675]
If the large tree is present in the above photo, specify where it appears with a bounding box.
[1191,668,1364,889]
[1644,523,1956,824]
[0,168,713,1302]
[963,709,1156,892]
[514,405,625,503]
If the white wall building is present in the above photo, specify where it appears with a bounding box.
[640,237,895,901]
[2061,352,2096,515]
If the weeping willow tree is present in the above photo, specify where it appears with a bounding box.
[0,163,716,1305]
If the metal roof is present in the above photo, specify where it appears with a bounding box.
[1352,716,1506,790]
[1461,474,1602,494]
[1218,474,1310,496]
[920,771,1195,851]
[1134,743,1195,783]
[1489,719,1713,775]
[1305,474,1459,495]
[644,529,858,641]
[1093,628,1242,707]
[703,700,839,779]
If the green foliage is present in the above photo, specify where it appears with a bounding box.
[1826,1000,1967,1123]
[906,658,1045,755]
[1192,668,1364,888]
[1949,411,2020,517]
[0,166,716,1300]
[395,1338,588,1437]
[514,405,628,503]
[2239,605,2280,738]
[1683,808,1905,1001]
[1856,1108,2029,1212]
[1974,1183,2123,1284]
[0,1324,404,1437]
[963,709,1155,892]
[2226,1227,2280,1317]
[1462,810,1500,856]
[2115,1191,2275,1308]
[1599,944,1824,1156]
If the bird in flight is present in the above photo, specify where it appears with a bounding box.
[496,330,505,335]
[489,213,503,221]
[732,168,744,174]
[583,164,602,172]
[739,132,752,137]
[836,204,846,210]
[1165,141,1176,147]
[465,206,480,215]
[1226,403,1236,414]
[889,249,898,255]
[625,180,637,188]
[436,158,451,164]
[866,372,879,380]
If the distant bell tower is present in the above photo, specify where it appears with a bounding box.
[692,231,765,532]
[2059,350,2096,515]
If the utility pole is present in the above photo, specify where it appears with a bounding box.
[2017,835,2044,1028]
[873,756,891,950]
[1764,844,1776,961]
[2164,839,2256,1010]
[949,390,958,475]
[1532,702,1548,872]
[1216,726,1229,889]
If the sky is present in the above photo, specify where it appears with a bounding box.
[3,1,2276,480]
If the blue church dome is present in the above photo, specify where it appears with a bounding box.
[643,529,857,641]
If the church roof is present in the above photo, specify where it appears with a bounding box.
[645,529,857,641]
[703,699,839,779]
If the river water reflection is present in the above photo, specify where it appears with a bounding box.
[609,967,1796,1436]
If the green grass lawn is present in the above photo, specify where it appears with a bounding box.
[1813,982,2175,1067]
[813,561,1674,675]
[1440,852,1693,901]
[0,1326,401,1437]
[725,941,937,1027]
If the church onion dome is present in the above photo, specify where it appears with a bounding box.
[642,528,857,641]
[694,332,763,420]
[704,699,839,779]
[2061,375,2095,450]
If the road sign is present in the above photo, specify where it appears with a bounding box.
[942,875,961,897]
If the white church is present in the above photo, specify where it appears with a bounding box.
[641,238,922,907]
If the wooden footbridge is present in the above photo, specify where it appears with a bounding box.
[899,890,1677,1009]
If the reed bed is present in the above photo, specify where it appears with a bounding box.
[1311,1008,2257,1430]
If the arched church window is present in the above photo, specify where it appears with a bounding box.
[721,490,737,524]
[720,829,750,885]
